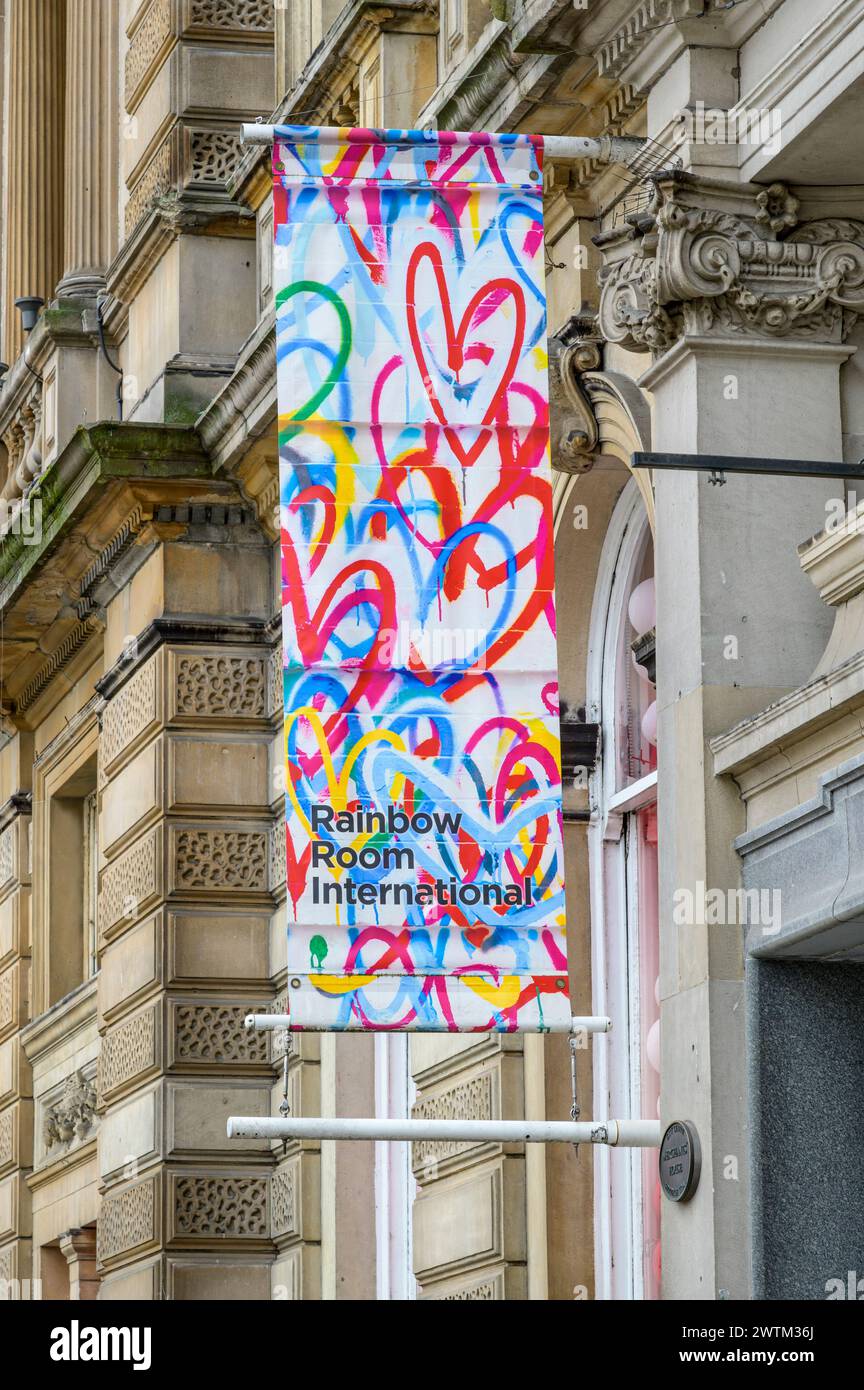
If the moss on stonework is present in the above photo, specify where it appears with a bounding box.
[42,302,86,333]
[164,395,209,426]
[0,420,210,597]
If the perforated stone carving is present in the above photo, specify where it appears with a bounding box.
[190,131,242,185]
[101,659,157,769]
[174,828,269,890]
[269,824,287,891]
[125,137,173,235]
[0,1107,14,1167]
[0,968,14,1030]
[412,1073,494,1170]
[174,1176,268,1237]
[267,648,283,719]
[189,0,274,29]
[125,0,173,106]
[99,831,158,933]
[100,1009,157,1097]
[271,1167,296,1238]
[441,1279,499,1300]
[174,1004,268,1062]
[174,655,266,717]
[98,1179,156,1262]
[0,827,14,886]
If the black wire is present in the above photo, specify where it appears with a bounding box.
[96,298,124,423]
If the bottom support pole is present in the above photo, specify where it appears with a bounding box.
[227,1116,660,1147]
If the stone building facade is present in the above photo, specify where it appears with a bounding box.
[0,0,862,1302]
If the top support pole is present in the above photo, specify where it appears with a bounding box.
[239,123,646,167]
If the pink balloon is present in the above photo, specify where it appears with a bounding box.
[630,648,654,685]
[641,699,658,747]
[628,577,655,636]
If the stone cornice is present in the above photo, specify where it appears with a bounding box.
[0,421,260,724]
[104,193,254,320]
[96,613,281,704]
[712,647,864,781]
[0,791,32,835]
[20,977,99,1067]
[593,0,785,89]
[197,316,275,467]
[799,505,864,609]
[596,172,864,352]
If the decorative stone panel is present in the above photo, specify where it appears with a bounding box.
[269,824,286,892]
[99,1007,158,1100]
[188,0,274,31]
[42,1070,98,1156]
[172,652,268,719]
[101,658,158,773]
[412,1072,496,1174]
[0,1107,14,1171]
[125,135,174,236]
[438,1277,501,1300]
[0,963,27,1041]
[0,828,15,889]
[172,1175,268,1239]
[268,647,283,719]
[99,829,160,937]
[270,1165,296,1240]
[171,1003,268,1065]
[125,0,174,109]
[188,130,243,187]
[98,1177,158,1264]
[171,827,273,893]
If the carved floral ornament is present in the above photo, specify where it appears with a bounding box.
[596,177,864,352]
[43,1070,98,1152]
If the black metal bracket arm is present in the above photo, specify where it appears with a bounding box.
[632,452,864,483]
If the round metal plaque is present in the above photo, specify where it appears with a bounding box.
[659,1120,701,1202]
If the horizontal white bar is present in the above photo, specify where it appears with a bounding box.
[227,1116,660,1147]
[244,1013,612,1034]
[240,124,644,165]
[607,769,658,816]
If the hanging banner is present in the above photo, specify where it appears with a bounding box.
[274,126,568,1031]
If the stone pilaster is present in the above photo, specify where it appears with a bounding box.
[58,0,118,297]
[595,174,864,1300]
[94,525,287,1300]
[2,0,66,363]
[0,787,34,1298]
[409,1035,531,1300]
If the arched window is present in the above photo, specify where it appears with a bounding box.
[587,479,660,1300]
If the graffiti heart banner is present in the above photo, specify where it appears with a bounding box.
[274,125,569,1031]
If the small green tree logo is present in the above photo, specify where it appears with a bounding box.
[310,935,328,970]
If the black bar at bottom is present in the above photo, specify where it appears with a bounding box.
[632,451,864,479]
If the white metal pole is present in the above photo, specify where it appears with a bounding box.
[243,1012,612,1034]
[227,1115,661,1147]
[240,124,645,166]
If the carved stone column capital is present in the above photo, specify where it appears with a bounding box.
[596,173,864,353]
